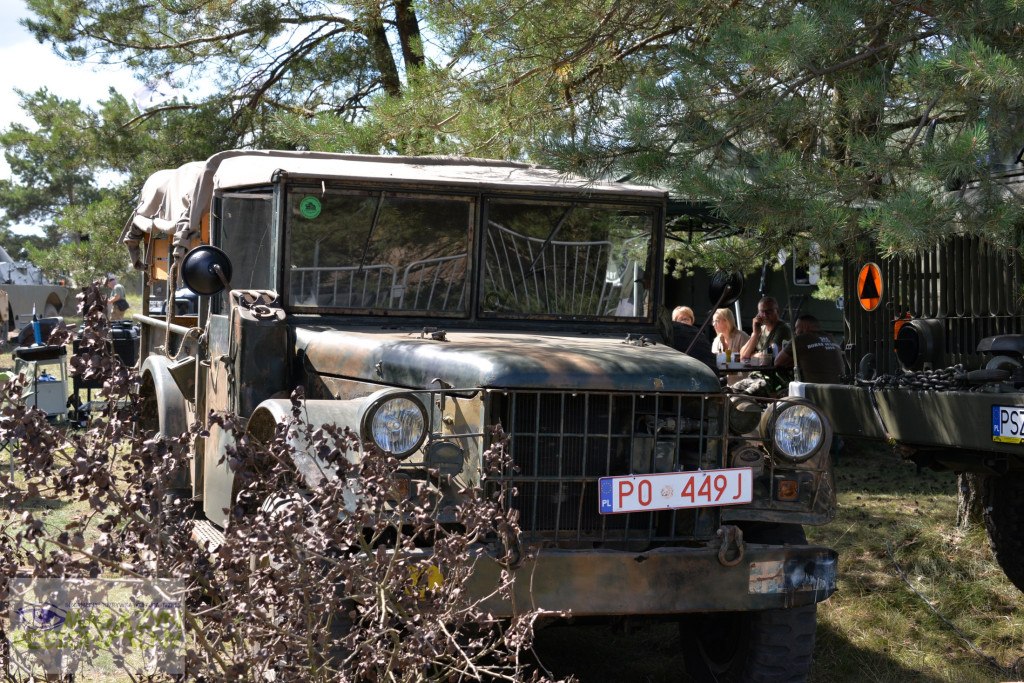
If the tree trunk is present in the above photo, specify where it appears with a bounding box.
[956,472,985,528]
[363,10,402,98]
[394,0,424,71]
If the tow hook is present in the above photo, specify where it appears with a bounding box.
[717,525,745,567]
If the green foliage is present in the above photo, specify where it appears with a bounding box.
[28,196,130,285]
[0,89,102,242]
[524,0,1024,278]
[5,0,437,287]
[0,85,248,286]
[22,0,422,136]
[13,0,1024,289]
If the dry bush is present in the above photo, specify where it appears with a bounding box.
[0,284,565,682]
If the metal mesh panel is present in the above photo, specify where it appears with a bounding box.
[484,390,727,544]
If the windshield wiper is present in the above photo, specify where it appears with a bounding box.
[524,202,576,275]
[356,191,386,273]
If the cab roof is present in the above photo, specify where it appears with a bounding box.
[212,150,666,197]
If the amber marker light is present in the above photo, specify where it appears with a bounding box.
[777,479,800,501]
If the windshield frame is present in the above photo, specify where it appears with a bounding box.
[273,179,664,324]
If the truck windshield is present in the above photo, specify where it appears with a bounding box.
[481,199,655,318]
[286,189,472,313]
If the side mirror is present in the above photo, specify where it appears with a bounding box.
[709,271,743,308]
[181,245,233,296]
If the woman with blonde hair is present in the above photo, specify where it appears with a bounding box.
[711,308,749,356]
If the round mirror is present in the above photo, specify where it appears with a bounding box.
[708,271,743,307]
[180,245,233,296]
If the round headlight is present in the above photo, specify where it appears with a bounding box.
[760,401,828,463]
[366,394,427,458]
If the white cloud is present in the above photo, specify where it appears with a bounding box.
[0,3,34,50]
[0,6,141,124]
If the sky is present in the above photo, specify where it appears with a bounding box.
[0,2,143,235]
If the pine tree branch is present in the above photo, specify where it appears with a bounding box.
[72,13,356,54]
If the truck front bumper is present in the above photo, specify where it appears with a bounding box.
[459,541,838,617]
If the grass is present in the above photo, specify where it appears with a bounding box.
[0,404,157,681]
[807,442,1023,683]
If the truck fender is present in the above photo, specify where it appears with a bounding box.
[140,355,194,497]
[140,355,190,438]
[245,398,365,491]
[219,390,416,525]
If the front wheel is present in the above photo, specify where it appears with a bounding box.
[680,524,817,683]
[983,472,1024,593]
[251,491,353,672]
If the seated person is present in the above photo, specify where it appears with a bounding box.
[711,308,749,356]
[712,308,750,384]
[739,296,791,362]
[774,314,844,383]
[732,296,793,396]
[672,305,695,325]
[669,316,717,373]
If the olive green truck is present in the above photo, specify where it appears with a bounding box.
[795,171,1024,598]
[123,150,837,681]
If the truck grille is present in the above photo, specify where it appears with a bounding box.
[484,389,728,545]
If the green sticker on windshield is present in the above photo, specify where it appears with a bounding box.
[299,196,322,219]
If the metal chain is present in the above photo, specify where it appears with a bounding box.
[854,364,1019,392]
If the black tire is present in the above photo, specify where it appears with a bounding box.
[680,524,817,683]
[983,473,1024,593]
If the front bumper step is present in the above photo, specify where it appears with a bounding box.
[461,542,838,617]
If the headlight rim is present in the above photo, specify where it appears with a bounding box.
[363,391,429,459]
[759,398,831,464]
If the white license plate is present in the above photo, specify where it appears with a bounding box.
[993,406,1024,443]
[599,468,753,514]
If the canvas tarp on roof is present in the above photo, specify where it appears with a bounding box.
[120,160,207,270]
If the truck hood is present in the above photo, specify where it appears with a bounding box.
[299,328,720,393]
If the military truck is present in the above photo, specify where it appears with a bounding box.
[0,245,75,339]
[795,167,1024,594]
[123,150,837,680]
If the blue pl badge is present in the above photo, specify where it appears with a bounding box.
[599,478,613,512]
